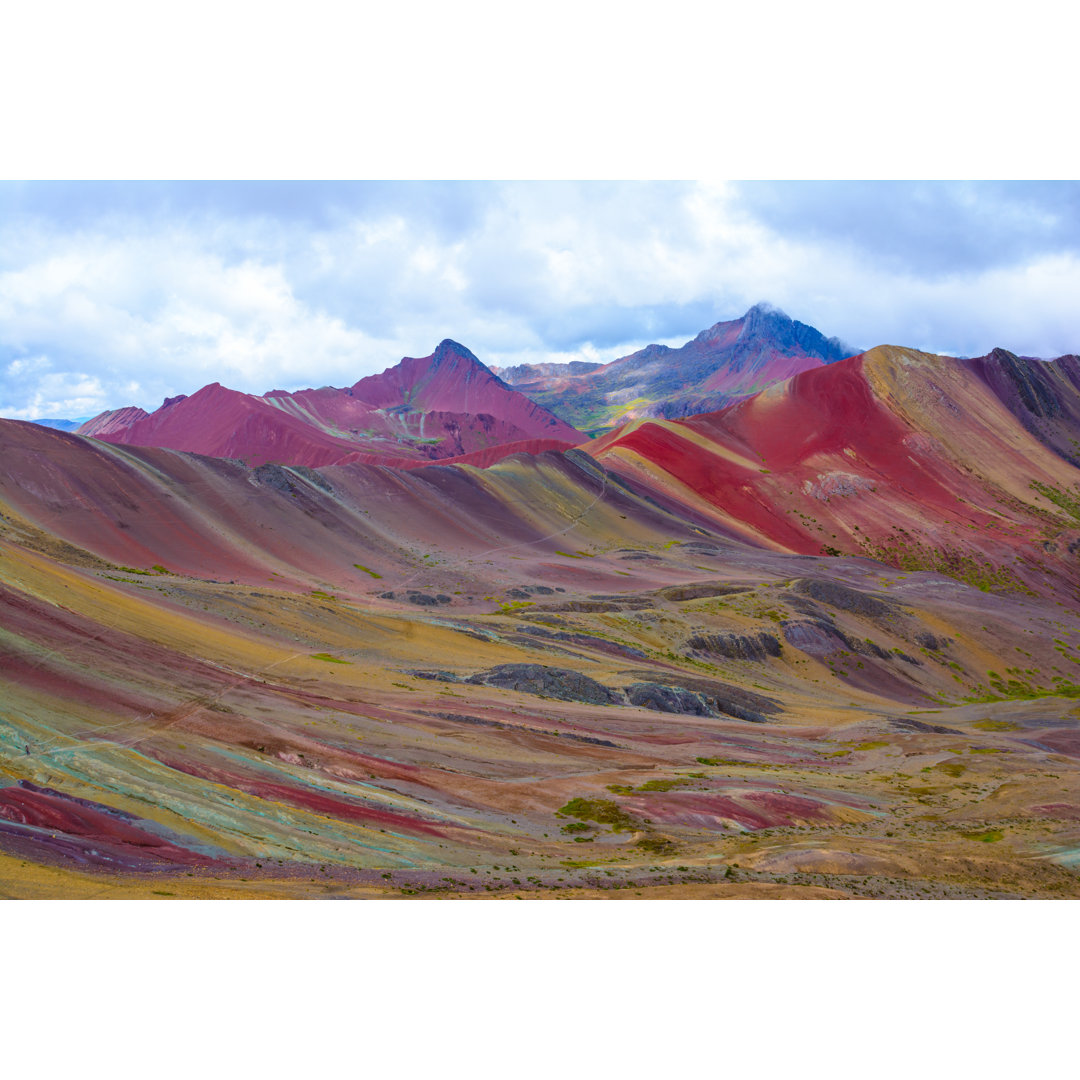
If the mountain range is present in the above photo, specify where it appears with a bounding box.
[74,339,583,468]
[3,304,1080,899]
[493,303,855,433]
[66,303,852,461]
[28,417,92,432]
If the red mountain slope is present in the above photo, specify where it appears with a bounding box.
[76,405,150,437]
[589,345,1080,597]
[74,339,584,467]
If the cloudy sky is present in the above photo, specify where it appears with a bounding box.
[2,180,1080,421]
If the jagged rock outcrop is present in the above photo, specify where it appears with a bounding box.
[465,664,617,704]
[625,683,713,716]
[792,577,897,619]
[684,630,782,661]
[659,582,750,602]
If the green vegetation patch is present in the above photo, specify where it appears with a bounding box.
[859,529,1032,593]
[985,673,1080,701]
[603,777,695,794]
[636,777,694,793]
[557,797,643,833]
[311,653,350,664]
[353,563,382,578]
[496,599,535,614]
[695,755,783,770]
[635,835,677,854]
[961,828,1004,843]
[934,762,966,778]
[1030,480,1080,523]
[972,718,1022,732]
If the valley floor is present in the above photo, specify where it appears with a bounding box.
[3,525,1078,900]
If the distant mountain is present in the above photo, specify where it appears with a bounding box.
[492,359,605,382]
[77,406,151,437]
[74,339,584,467]
[30,417,93,432]
[500,303,856,433]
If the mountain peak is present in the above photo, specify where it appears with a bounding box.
[691,303,794,347]
[745,301,790,320]
[75,405,151,438]
[432,339,483,367]
[508,306,858,432]
[739,303,793,339]
[737,304,854,362]
[345,340,583,441]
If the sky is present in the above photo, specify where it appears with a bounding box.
[3,180,1080,422]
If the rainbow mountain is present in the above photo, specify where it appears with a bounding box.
[3,315,1080,899]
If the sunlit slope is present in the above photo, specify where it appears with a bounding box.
[591,348,1080,598]
[0,420,707,598]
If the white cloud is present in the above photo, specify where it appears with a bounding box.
[1,182,1079,421]
[2,370,107,422]
[5,354,51,378]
